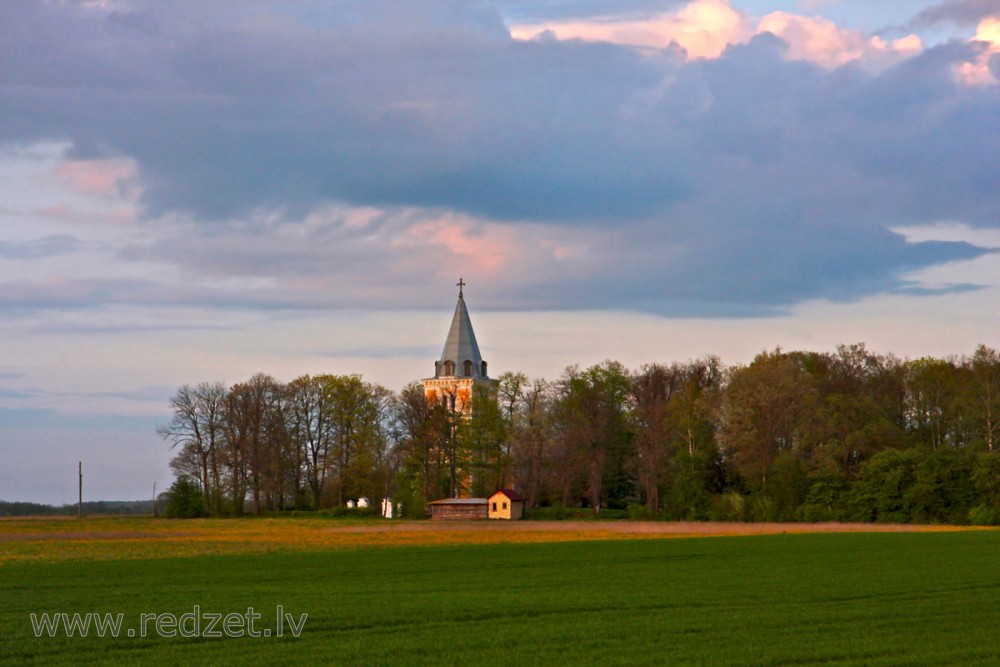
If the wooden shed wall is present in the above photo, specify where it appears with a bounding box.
[429,503,488,520]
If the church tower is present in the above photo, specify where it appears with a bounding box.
[423,279,495,415]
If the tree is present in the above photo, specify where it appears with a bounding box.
[510,378,555,508]
[222,374,286,515]
[554,361,633,512]
[630,363,678,513]
[719,350,815,491]
[497,372,528,422]
[463,383,508,496]
[905,357,961,449]
[164,475,207,519]
[325,375,389,506]
[800,345,905,479]
[394,382,450,508]
[159,382,227,514]
[963,345,1000,452]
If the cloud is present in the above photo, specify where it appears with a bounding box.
[509,0,927,71]
[912,0,1000,28]
[501,0,687,24]
[0,1,998,317]
[54,156,140,199]
[510,0,753,58]
[954,16,1000,84]
[110,205,612,311]
[757,13,924,70]
[892,222,1000,292]
[893,222,1000,249]
[0,235,82,260]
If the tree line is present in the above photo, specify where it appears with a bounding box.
[160,343,1000,524]
[0,500,155,517]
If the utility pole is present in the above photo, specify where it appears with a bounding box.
[152,482,158,518]
[78,461,83,519]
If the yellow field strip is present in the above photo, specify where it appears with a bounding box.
[0,517,979,564]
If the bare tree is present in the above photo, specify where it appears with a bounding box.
[511,379,555,508]
[159,382,227,514]
[224,374,284,516]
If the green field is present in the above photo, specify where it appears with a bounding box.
[3,531,1000,665]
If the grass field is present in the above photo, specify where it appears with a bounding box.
[2,521,999,665]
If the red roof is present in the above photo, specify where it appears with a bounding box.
[489,489,524,502]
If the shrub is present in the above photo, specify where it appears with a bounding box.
[710,491,746,522]
[164,475,207,519]
[627,503,655,520]
[797,472,850,523]
[319,505,384,519]
[968,505,998,526]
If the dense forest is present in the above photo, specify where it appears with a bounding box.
[161,343,1000,524]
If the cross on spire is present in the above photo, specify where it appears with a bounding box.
[457,277,466,298]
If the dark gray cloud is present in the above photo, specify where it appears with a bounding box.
[0,1,997,316]
[912,0,999,28]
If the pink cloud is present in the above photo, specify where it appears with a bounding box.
[510,0,752,59]
[401,212,601,293]
[955,16,1000,85]
[407,214,519,273]
[509,0,924,70]
[53,157,139,199]
[756,12,923,70]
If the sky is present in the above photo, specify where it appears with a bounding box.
[1,0,998,504]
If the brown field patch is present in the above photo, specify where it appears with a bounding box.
[0,516,979,564]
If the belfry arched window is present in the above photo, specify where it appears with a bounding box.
[464,360,473,376]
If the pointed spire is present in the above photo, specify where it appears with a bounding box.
[437,280,487,378]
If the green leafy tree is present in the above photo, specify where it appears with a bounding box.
[719,350,816,491]
[462,384,508,496]
[286,374,334,508]
[962,345,1000,451]
[905,358,962,449]
[326,375,392,506]
[805,345,905,478]
[554,361,633,512]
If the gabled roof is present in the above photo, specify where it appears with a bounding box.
[428,497,488,505]
[439,291,485,376]
[489,489,524,502]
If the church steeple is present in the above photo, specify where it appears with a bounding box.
[435,279,488,379]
